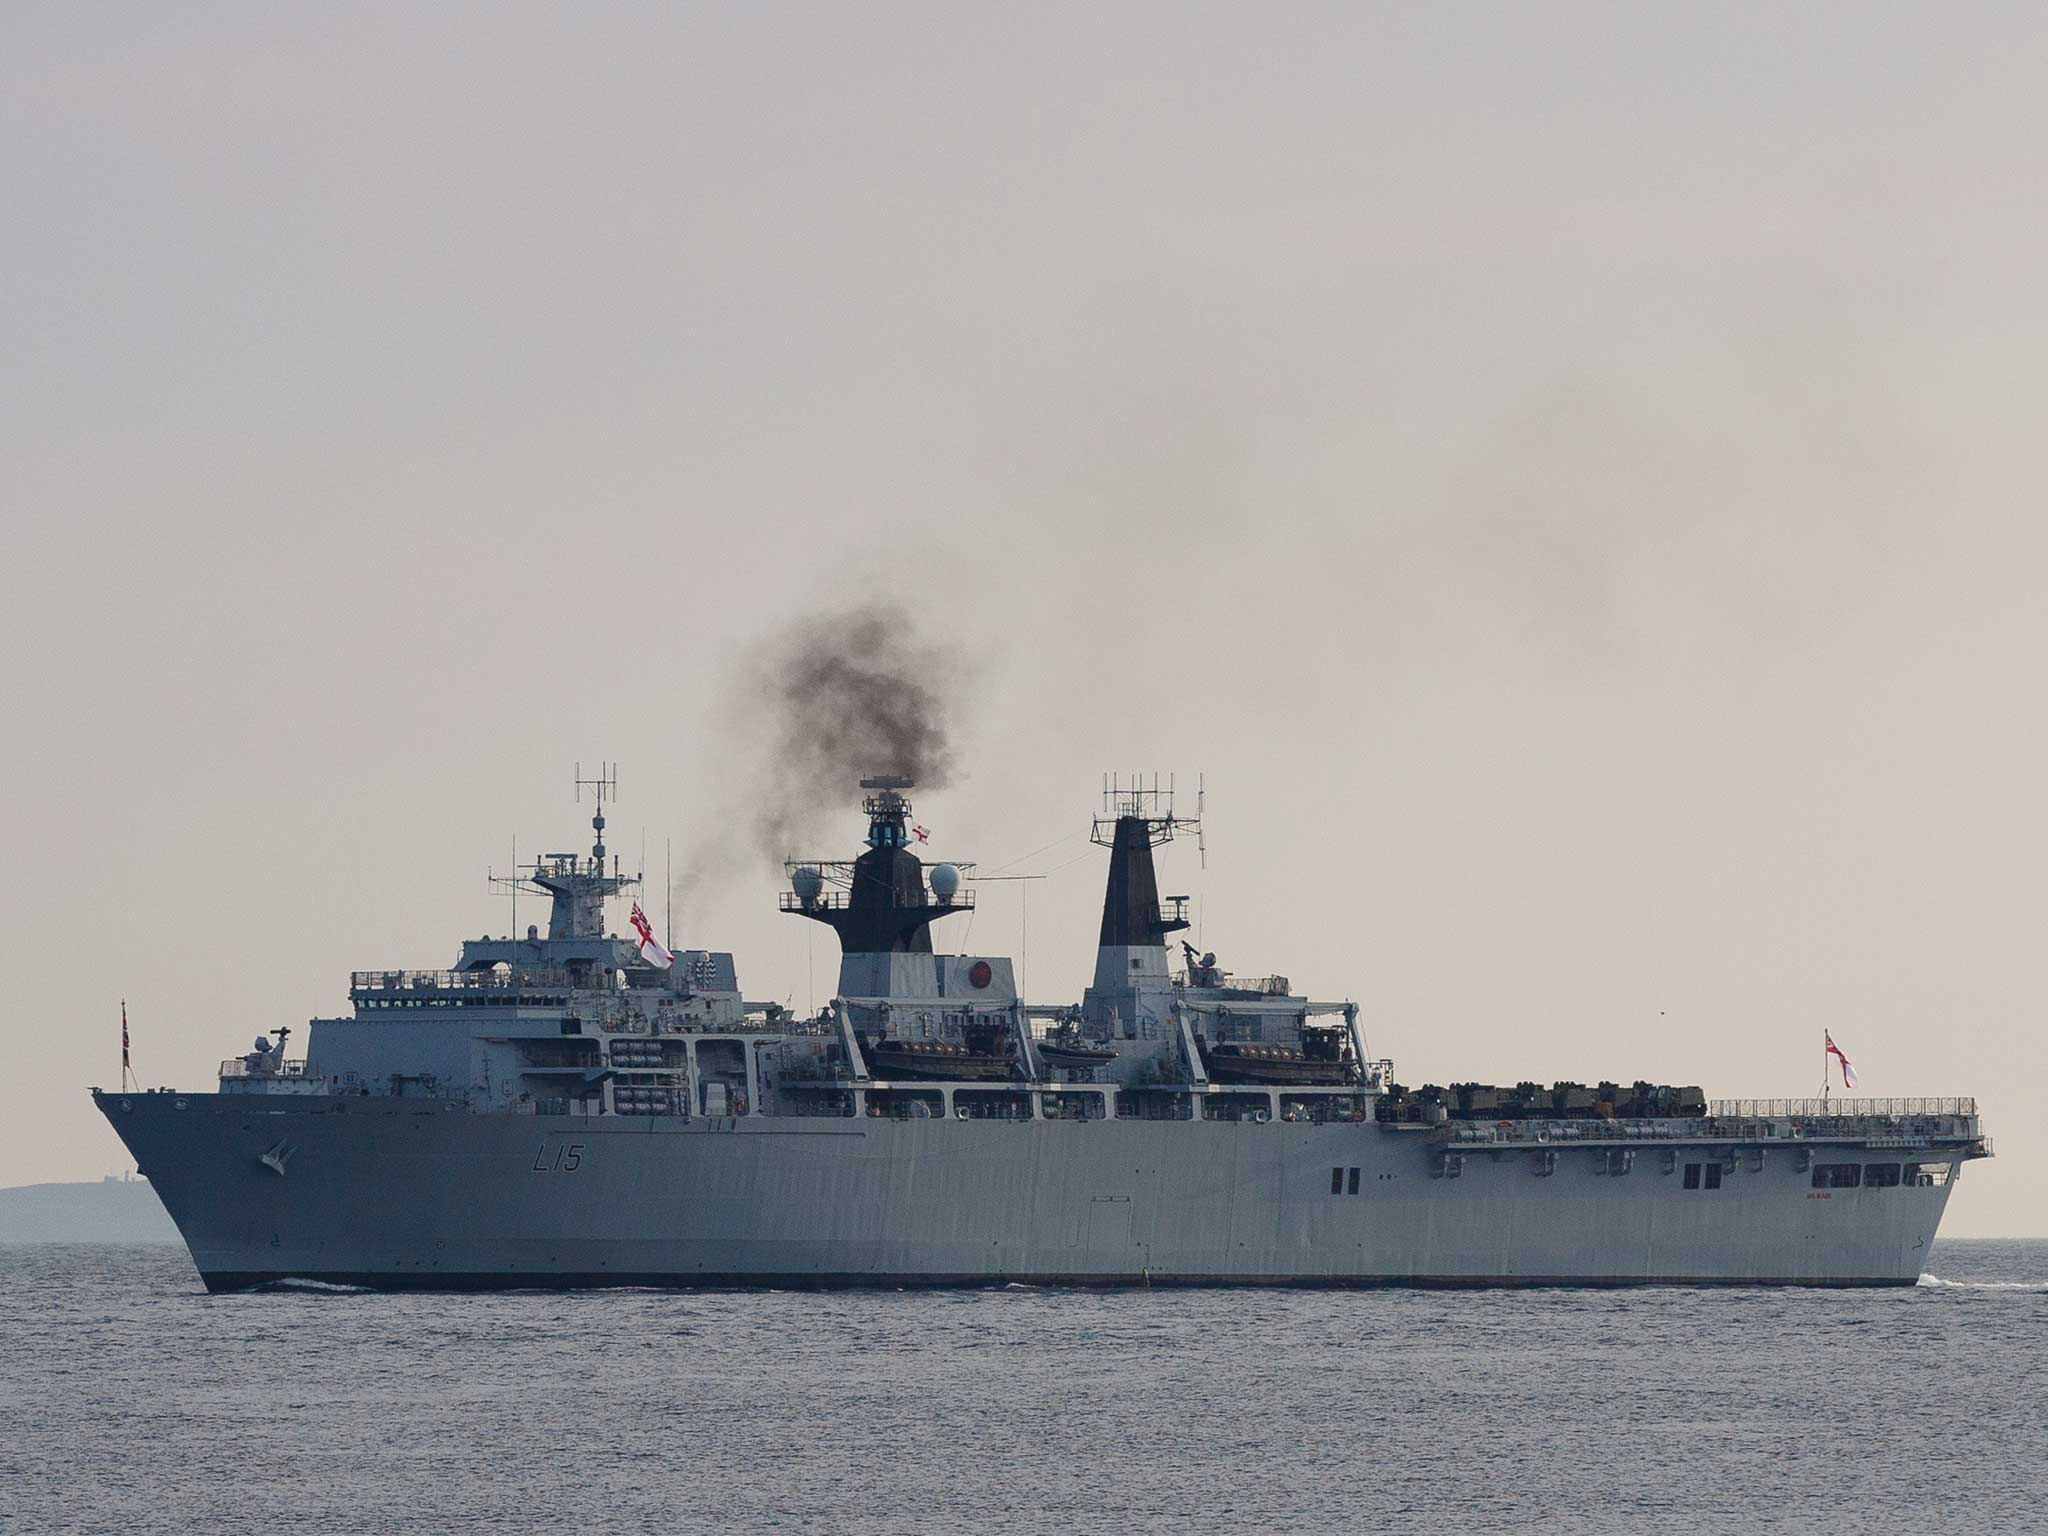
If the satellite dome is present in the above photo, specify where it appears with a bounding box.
[929,863,961,901]
[791,866,824,904]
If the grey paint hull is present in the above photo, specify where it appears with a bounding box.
[98,1093,1957,1291]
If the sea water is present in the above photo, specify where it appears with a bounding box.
[1,1241,2041,1534]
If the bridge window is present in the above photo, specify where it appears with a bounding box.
[1704,1164,1722,1190]
[1683,1163,1701,1189]
[1331,1166,1344,1195]
[1905,1162,1951,1187]
[1347,1167,1360,1195]
[1812,1163,1862,1189]
[1864,1163,1901,1188]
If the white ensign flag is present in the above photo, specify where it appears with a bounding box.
[630,902,674,970]
[1825,1030,1858,1089]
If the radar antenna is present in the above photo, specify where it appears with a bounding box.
[1093,771,1205,867]
[858,774,916,850]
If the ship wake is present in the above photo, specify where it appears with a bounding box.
[248,1277,376,1295]
[1916,1274,2048,1293]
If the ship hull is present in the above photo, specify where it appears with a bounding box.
[98,1092,1959,1292]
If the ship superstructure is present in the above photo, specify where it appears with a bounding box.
[96,772,1990,1291]
[272,773,790,1123]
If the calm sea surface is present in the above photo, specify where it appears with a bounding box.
[1,1241,2041,1535]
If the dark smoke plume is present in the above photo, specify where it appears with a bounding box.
[739,600,960,859]
[671,598,968,931]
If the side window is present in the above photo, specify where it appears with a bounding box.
[1704,1164,1722,1190]
[1347,1167,1360,1195]
[1813,1163,1862,1189]
[1683,1163,1701,1190]
[1331,1166,1344,1195]
[1865,1163,1901,1188]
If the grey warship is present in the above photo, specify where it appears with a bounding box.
[95,774,1990,1290]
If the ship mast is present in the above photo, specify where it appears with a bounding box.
[1081,773,1203,1039]
[1091,772,1201,948]
[488,763,638,943]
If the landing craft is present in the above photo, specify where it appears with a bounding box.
[96,772,1988,1289]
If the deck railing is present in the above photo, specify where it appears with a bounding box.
[1707,1097,1976,1119]
[1439,1103,1981,1148]
[219,1058,312,1079]
[1178,973,1294,996]
[778,889,976,914]
[350,967,581,994]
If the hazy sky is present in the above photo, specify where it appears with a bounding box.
[4,3,2043,1235]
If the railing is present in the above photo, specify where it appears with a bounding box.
[778,889,975,914]
[351,967,582,994]
[1179,973,1293,996]
[676,1015,831,1036]
[219,1058,312,1079]
[1707,1098,1976,1119]
[1439,1108,1982,1149]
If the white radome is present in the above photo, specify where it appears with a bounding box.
[928,863,961,900]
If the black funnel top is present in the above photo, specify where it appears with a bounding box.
[1098,815,1191,947]
[815,845,955,954]
[785,779,972,954]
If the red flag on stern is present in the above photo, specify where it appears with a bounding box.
[1825,1030,1858,1090]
